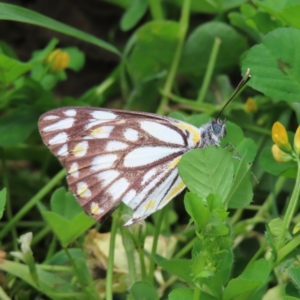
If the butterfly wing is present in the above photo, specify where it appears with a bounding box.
[38,107,201,224]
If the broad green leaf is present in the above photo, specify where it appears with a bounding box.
[178,147,234,202]
[0,54,33,83]
[226,155,253,209]
[260,147,297,177]
[288,266,300,290]
[43,211,95,248]
[280,4,300,29]
[0,107,40,146]
[170,0,247,13]
[129,21,179,83]
[0,259,78,298]
[0,3,120,56]
[242,27,300,102]
[223,259,271,300]
[180,21,248,76]
[228,11,262,43]
[64,47,85,72]
[184,192,209,231]
[0,188,6,219]
[158,259,193,284]
[50,187,83,221]
[168,288,194,300]
[131,281,159,300]
[221,122,257,164]
[120,0,148,31]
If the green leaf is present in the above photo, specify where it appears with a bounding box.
[50,187,83,221]
[0,54,33,83]
[180,21,248,76]
[120,0,148,31]
[226,155,253,209]
[184,192,209,231]
[64,47,85,72]
[221,122,257,164]
[223,259,271,300]
[0,107,40,146]
[0,3,120,56]
[242,27,300,102]
[260,147,297,177]
[0,53,33,84]
[0,188,6,219]
[288,266,300,290]
[178,147,234,201]
[131,281,159,300]
[43,211,95,248]
[158,259,193,284]
[129,21,179,83]
[0,259,77,297]
[168,288,194,300]
[280,4,300,29]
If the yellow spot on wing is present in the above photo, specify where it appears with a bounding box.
[145,199,156,210]
[91,202,101,215]
[73,144,84,155]
[168,157,181,169]
[91,127,104,136]
[173,123,200,144]
[164,181,185,203]
[78,186,87,197]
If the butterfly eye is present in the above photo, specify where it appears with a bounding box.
[212,120,222,134]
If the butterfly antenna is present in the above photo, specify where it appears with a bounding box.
[217,68,251,119]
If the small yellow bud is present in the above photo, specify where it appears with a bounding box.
[294,125,300,155]
[245,97,257,113]
[45,49,69,72]
[271,144,292,163]
[272,122,292,152]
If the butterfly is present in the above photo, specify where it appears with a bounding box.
[38,108,226,226]
[38,70,251,226]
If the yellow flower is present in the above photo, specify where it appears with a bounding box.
[272,122,292,152]
[271,144,292,163]
[245,97,257,113]
[45,49,69,72]
[294,125,300,155]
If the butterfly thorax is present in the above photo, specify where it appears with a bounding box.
[198,119,226,148]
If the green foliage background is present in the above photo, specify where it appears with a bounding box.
[1,0,300,299]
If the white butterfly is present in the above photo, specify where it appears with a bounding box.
[38,108,226,226]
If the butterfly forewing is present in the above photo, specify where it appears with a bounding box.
[38,107,201,225]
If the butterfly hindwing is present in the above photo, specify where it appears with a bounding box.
[38,107,201,224]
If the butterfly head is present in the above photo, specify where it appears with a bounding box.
[211,118,226,139]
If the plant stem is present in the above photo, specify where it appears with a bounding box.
[106,211,119,300]
[148,207,165,283]
[197,37,221,103]
[277,233,300,264]
[0,148,18,250]
[148,0,164,20]
[157,0,191,115]
[193,286,201,300]
[277,159,300,250]
[0,169,65,240]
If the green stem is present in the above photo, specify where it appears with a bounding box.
[193,286,201,300]
[174,237,197,259]
[0,169,65,240]
[106,211,119,300]
[277,159,300,250]
[64,247,92,298]
[137,244,147,281]
[157,0,191,115]
[197,37,221,103]
[32,225,51,245]
[277,233,300,264]
[148,206,165,283]
[148,0,164,20]
[0,148,18,250]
